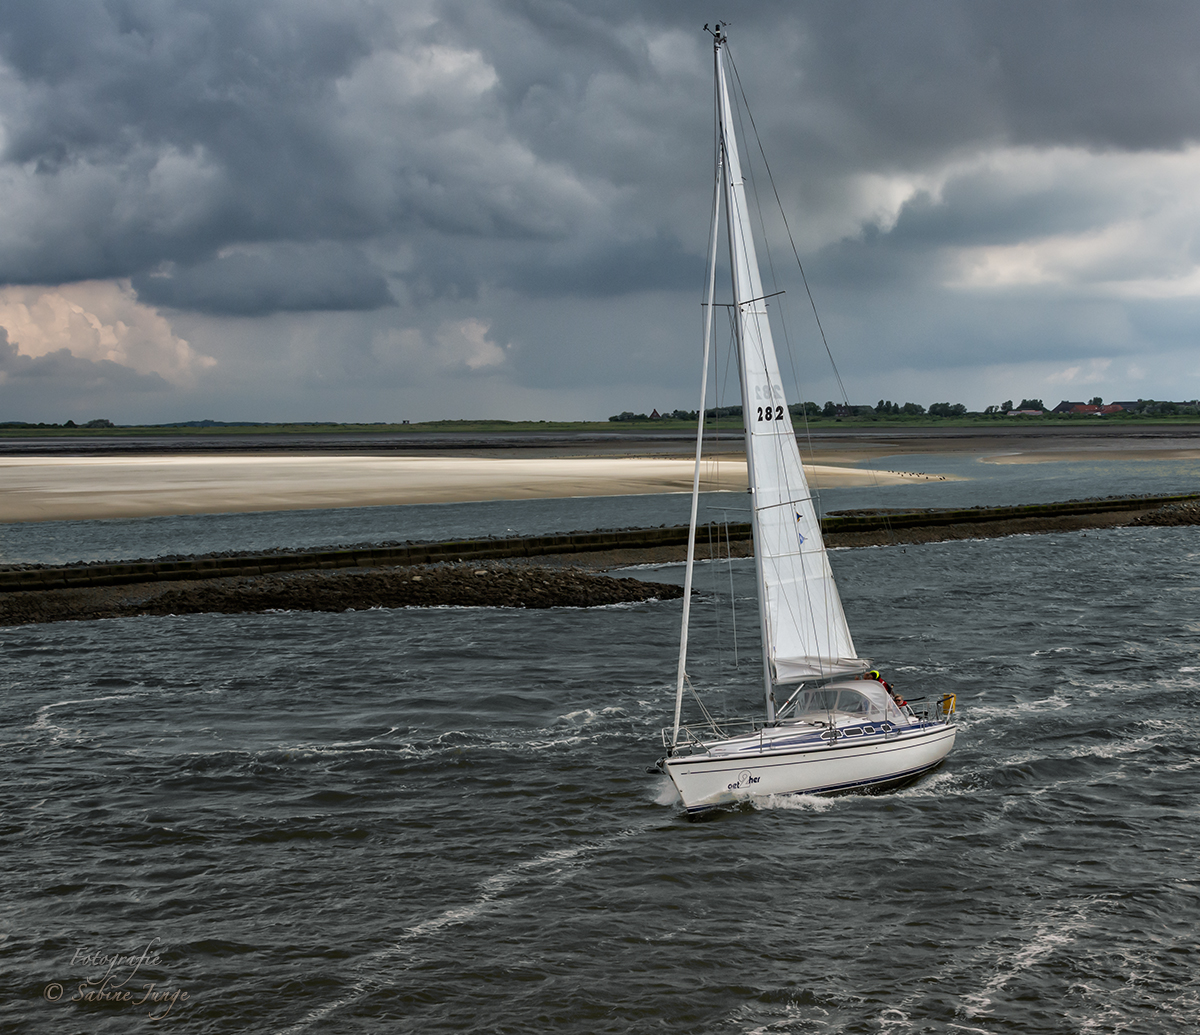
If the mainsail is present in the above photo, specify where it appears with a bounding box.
[715,43,866,684]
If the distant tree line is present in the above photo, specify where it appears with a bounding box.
[602,396,1200,423]
[0,418,115,428]
[1109,399,1200,416]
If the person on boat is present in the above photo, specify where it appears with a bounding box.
[868,669,907,708]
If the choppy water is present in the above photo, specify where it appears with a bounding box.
[4,468,1200,1032]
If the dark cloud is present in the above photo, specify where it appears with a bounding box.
[886,182,1107,250]
[711,0,1200,162]
[132,244,393,315]
[4,1,1200,314]
[500,233,704,298]
[0,328,169,391]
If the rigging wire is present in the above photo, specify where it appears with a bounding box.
[723,517,740,667]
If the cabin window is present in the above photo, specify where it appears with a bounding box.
[789,685,889,723]
[835,690,872,715]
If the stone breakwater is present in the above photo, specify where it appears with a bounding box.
[0,563,684,627]
[3,493,1199,628]
[5,493,1200,595]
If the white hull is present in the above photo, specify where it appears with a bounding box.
[664,721,956,815]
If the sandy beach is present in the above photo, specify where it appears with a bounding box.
[3,423,1199,523]
[0,454,936,523]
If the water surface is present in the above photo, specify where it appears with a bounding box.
[4,513,1199,1031]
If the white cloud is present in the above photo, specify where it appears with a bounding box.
[367,317,507,378]
[941,145,1200,295]
[332,41,606,239]
[0,281,215,384]
[435,317,507,371]
[1046,358,1113,386]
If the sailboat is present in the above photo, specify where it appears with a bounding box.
[656,25,956,815]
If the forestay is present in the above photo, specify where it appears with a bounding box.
[715,47,866,683]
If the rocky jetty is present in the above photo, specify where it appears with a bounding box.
[0,563,683,627]
[4,493,1199,628]
[1128,500,1200,526]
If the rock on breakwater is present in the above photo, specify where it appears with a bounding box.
[1128,500,1200,526]
[0,563,684,627]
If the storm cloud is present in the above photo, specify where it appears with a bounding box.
[2,0,1200,420]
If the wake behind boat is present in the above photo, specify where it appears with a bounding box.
[655,25,956,815]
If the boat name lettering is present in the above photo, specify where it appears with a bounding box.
[729,770,761,790]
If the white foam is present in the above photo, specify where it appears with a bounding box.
[554,706,626,726]
[275,823,649,1034]
[29,693,140,743]
[756,791,839,812]
[959,911,1089,1019]
[1013,697,1073,712]
[30,694,137,728]
[652,776,680,805]
[891,769,966,799]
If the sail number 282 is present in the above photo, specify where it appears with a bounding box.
[757,405,785,422]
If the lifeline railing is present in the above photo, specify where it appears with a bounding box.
[906,694,957,722]
[661,717,762,754]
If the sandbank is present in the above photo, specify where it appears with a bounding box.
[0,454,936,523]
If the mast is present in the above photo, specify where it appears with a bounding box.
[713,25,776,721]
[671,148,723,750]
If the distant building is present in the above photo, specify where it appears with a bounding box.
[1051,400,1132,416]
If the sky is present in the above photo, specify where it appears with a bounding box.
[3,0,1200,424]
